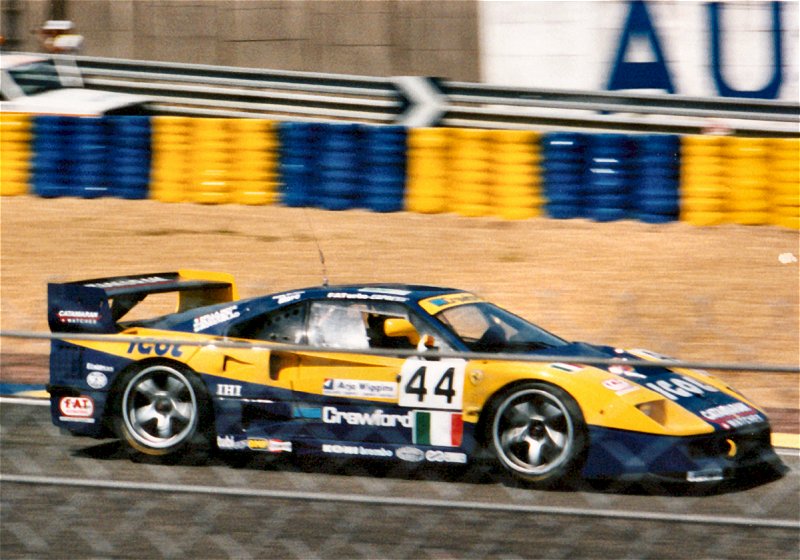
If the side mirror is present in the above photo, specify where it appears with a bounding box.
[383,318,420,346]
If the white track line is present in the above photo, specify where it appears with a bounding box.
[0,397,49,406]
[1,474,798,530]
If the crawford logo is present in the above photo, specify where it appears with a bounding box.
[322,407,412,428]
[193,305,240,332]
[396,446,424,463]
[322,378,398,399]
[59,396,94,418]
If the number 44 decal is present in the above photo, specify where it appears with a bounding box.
[399,358,466,410]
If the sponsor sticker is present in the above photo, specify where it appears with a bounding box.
[217,384,242,397]
[644,375,720,402]
[321,444,393,458]
[608,364,646,379]
[425,450,468,464]
[602,378,639,395]
[396,446,425,463]
[322,378,398,399]
[322,407,412,428]
[418,293,483,313]
[217,435,249,450]
[357,287,410,297]
[126,342,183,357]
[699,403,764,429]
[248,439,293,453]
[193,305,241,332]
[86,370,108,389]
[57,310,100,325]
[549,363,584,373]
[85,276,170,289]
[59,396,95,423]
[273,291,304,305]
[326,291,407,302]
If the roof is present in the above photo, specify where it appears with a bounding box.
[280,283,464,302]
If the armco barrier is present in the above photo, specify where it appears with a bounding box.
[1,115,797,230]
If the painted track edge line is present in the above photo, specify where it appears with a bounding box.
[1,474,797,530]
[0,396,49,406]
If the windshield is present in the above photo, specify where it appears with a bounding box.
[8,61,63,96]
[435,302,567,352]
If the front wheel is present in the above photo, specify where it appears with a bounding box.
[114,363,214,463]
[488,382,587,488]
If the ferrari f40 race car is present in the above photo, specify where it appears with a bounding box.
[47,271,784,487]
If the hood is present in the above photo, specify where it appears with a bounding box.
[546,342,768,432]
[1,88,149,116]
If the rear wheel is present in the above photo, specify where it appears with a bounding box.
[488,382,587,487]
[114,363,213,463]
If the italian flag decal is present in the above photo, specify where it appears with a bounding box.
[413,411,463,447]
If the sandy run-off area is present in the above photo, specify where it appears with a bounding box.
[1,196,797,415]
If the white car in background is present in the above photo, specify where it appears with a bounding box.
[1,54,150,116]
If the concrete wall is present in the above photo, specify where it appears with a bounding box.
[0,0,482,80]
[479,0,799,101]
[3,0,795,100]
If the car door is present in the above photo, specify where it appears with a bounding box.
[293,300,467,449]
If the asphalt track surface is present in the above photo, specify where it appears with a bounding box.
[1,399,798,560]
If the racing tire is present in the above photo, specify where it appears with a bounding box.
[487,382,587,488]
[113,363,214,464]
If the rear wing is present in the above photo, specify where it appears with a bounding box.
[48,270,237,333]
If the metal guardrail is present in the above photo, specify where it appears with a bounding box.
[1,330,798,374]
[40,52,800,136]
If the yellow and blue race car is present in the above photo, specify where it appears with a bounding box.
[47,270,783,487]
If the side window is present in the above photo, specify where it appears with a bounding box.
[307,302,369,349]
[227,303,307,344]
[305,300,446,351]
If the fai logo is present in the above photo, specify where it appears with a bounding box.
[59,396,94,418]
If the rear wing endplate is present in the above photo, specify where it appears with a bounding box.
[48,270,237,333]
